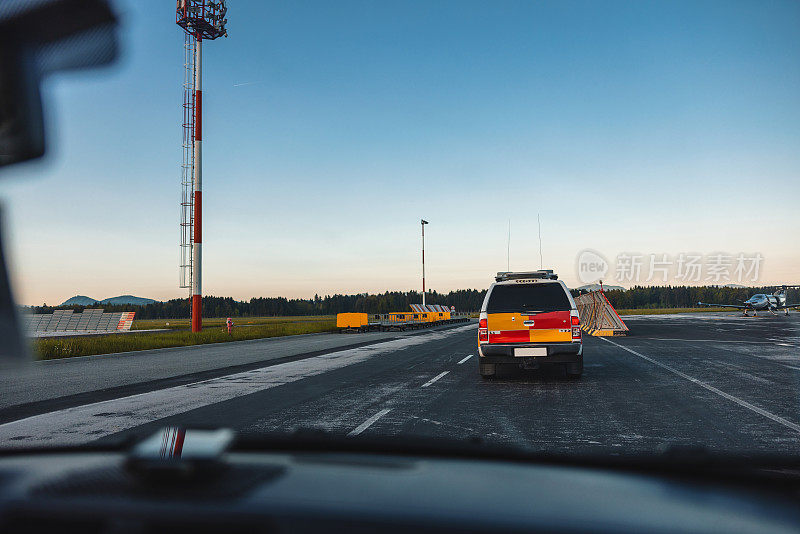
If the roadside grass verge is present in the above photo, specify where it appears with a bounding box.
[132,315,334,330]
[616,307,734,315]
[34,318,336,360]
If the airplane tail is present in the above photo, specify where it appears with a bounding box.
[772,284,800,297]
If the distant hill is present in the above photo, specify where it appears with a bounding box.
[574,284,626,292]
[60,295,100,306]
[59,295,156,306]
[100,295,156,306]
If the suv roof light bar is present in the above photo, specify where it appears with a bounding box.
[495,270,558,282]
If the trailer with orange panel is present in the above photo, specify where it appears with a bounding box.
[336,312,369,332]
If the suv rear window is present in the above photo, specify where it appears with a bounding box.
[487,283,571,313]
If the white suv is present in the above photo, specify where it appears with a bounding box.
[477,270,583,378]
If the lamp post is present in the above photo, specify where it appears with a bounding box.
[421,219,429,306]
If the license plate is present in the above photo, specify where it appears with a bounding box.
[514,347,547,357]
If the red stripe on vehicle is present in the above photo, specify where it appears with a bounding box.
[489,330,530,343]
[525,311,570,329]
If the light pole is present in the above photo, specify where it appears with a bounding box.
[421,219,429,306]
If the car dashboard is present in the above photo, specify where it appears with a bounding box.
[0,447,798,533]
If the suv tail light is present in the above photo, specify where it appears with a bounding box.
[571,310,581,340]
[478,316,488,342]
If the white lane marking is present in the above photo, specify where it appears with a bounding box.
[600,337,800,434]
[421,371,449,388]
[457,354,473,364]
[0,325,475,446]
[784,366,800,371]
[347,408,391,436]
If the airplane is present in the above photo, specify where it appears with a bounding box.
[698,286,800,316]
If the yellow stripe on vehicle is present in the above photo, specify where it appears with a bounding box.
[529,329,572,342]
[486,313,527,331]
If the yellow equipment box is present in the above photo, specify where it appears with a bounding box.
[336,312,368,329]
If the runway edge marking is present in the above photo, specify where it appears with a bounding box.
[600,337,800,434]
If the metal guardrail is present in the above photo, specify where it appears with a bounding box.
[22,309,136,335]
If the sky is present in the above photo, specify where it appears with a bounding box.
[1,0,799,306]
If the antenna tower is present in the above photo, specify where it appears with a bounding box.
[176,0,228,332]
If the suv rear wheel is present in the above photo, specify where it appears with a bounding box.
[479,362,496,378]
[565,358,583,379]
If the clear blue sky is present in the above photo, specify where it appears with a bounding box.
[2,0,799,305]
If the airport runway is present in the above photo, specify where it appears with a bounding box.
[1,313,799,455]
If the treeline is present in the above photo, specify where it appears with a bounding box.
[579,285,800,310]
[28,285,798,318]
[30,289,488,319]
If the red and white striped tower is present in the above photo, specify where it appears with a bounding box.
[176,1,227,333]
[191,39,203,332]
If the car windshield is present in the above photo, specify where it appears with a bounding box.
[0,0,798,462]
[486,284,571,313]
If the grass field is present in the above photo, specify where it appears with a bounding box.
[616,307,733,315]
[35,317,336,360]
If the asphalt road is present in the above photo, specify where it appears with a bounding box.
[0,326,458,422]
[1,313,799,455]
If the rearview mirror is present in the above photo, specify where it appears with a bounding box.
[0,0,119,363]
[0,0,118,168]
